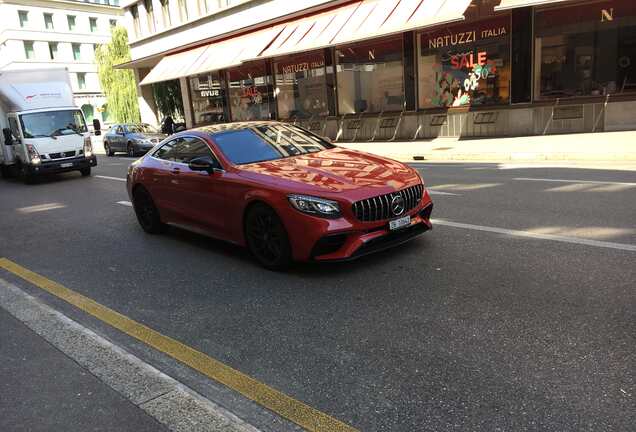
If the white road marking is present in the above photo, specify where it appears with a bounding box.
[96,175,126,182]
[514,177,636,186]
[17,203,66,214]
[428,190,461,196]
[117,201,133,207]
[432,219,636,252]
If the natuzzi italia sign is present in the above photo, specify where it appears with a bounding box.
[422,16,510,51]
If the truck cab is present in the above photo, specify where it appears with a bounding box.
[0,68,97,182]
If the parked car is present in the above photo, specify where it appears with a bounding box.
[127,121,433,269]
[103,124,166,157]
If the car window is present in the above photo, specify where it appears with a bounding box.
[153,139,178,161]
[211,124,333,165]
[116,126,123,134]
[172,137,214,164]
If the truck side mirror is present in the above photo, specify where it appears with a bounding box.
[93,119,101,136]
[2,128,13,145]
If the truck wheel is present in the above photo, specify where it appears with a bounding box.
[80,167,92,177]
[104,142,114,156]
[19,164,35,184]
[1,165,11,179]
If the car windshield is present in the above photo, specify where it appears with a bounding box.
[127,124,158,134]
[19,109,87,139]
[212,124,334,165]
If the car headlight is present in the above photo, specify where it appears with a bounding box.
[288,194,341,218]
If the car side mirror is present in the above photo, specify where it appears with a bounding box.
[93,119,101,136]
[2,128,13,145]
[188,156,222,174]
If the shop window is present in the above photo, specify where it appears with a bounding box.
[227,63,272,122]
[189,72,229,126]
[535,0,636,99]
[418,15,511,109]
[274,51,330,120]
[336,37,405,114]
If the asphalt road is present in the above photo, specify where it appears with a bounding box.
[1,156,634,431]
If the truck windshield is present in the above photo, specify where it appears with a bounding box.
[19,110,87,139]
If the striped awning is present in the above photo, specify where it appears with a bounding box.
[260,0,472,59]
[495,0,573,10]
[139,26,284,85]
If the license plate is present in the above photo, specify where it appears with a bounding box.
[60,163,73,168]
[389,215,411,231]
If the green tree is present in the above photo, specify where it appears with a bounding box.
[152,80,184,120]
[95,27,140,123]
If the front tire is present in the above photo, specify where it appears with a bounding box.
[127,142,135,157]
[18,163,35,184]
[133,187,166,234]
[245,204,292,270]
[80,167,91,177]
[104,142,114,156]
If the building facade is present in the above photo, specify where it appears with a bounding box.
[0,0,124,125]
[120,0,636,140]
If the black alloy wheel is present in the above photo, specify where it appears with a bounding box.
[245,204,292,270]
[104,142,113,156]
[133,187,166,234]
[127,142,135,157]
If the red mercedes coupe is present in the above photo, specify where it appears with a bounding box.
[127,122,433,269]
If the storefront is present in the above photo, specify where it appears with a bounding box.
[188,72,229,126]
[534,0,636,100]
[418,14,511,108]
[274,50,331,119]
[129,0,636,139]
[226,62,274,122]
[335,36,406,114]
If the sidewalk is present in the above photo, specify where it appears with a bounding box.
[338,130,636,163]
[0,307,165,432]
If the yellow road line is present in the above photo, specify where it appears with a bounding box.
[0,258,358,432]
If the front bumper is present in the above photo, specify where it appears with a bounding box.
[26,155,97,175]
[284,192,434,262]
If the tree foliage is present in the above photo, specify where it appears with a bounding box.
[95,27,140,123]
[152,80,184,120]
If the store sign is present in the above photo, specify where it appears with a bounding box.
[601,8,614,22]
[280,60,325,75]
[200,89,220,97]
[427,26,506,50]
[423,15,510,50]
[451,51,488,70]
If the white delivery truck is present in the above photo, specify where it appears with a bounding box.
[0,68,97,182]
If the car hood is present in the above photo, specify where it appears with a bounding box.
[238,148,421,196]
